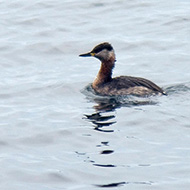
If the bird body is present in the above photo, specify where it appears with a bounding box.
[79,42,166,96]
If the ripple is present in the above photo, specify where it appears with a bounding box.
[93,164,116,168]
[84,112,116,133]
[84,113,115,122]
[100,150,114,155]
[164,82,190,95]
[95,182,126,188]
[95,181,153,188]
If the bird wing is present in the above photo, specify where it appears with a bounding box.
[113,76,165,94]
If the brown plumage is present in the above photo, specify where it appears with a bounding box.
[79,42,166,96]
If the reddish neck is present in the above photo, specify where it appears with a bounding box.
[92,59,115,88]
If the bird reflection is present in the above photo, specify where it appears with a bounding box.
[84,89,157,132]
[92,96,156,111]
[82,87,160,185]
[84,112,116,133]
[85,112,115,121]
[93,97,122,111]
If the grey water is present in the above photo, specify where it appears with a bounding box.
[0,1,190,190]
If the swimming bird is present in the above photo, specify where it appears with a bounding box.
[79,42,166,96]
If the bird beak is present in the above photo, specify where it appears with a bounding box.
[79,52,95,57]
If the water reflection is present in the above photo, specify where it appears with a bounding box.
[84,112,116,133]
[100,150,114,154]
[93,163,116,168]
[82,85,166,188]
[84,94,157,133]
[83,83,161,137]
[93,96,157,111]
[94,181,153,188]
[95,182,126,188]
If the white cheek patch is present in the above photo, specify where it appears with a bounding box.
[97,49,107,57]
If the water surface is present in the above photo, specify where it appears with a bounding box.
[0,1,190,190]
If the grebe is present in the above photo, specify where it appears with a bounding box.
[79,42,166,96]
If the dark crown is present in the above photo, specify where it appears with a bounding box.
[92,42,113,54]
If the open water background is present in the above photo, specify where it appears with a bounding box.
[0,1,190,189]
